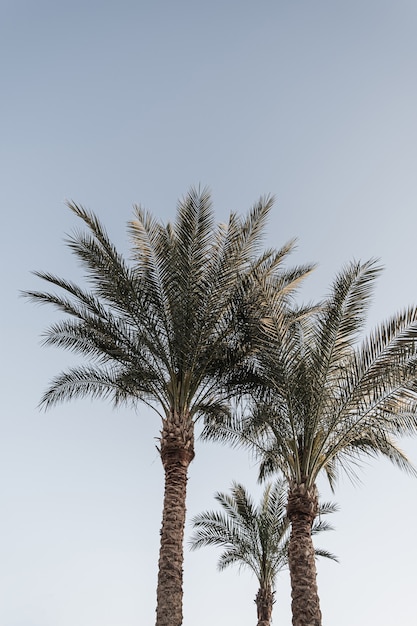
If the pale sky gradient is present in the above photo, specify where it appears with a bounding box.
[2,1,417,625]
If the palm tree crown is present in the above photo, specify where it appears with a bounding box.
[248,259,417,487]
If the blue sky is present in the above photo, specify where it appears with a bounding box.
[2,1,417,624]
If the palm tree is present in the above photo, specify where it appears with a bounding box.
[189,480,337,626]
[24,188,313,626]
[204,259,417,626]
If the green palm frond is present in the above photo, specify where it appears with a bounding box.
[314,548,339,562]
[38,362,166,411]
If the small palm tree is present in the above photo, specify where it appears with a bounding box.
[205,259,417,626]
[190,480,337,626]
[24,188,312,626]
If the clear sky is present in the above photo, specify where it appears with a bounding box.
[2,1,417,624]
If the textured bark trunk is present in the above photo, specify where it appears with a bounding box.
[155,410,195,626]
[287,482,321,626]
[255,585,274,626]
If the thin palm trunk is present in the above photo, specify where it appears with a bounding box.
[155,411,195,626]
[287,483,322,626]
[256,585,274,626]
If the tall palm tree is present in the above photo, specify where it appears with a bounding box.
[24,188,312,626]
[204,259,417,626]
[189,480,337,626]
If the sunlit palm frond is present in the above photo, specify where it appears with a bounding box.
[310,260,383,395]
[38,362,164,410]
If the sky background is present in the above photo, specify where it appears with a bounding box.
[2,1,417,624]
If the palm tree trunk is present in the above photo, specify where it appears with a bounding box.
[155,411,195,626]
[286,482,321,626]
[255,585,274,626]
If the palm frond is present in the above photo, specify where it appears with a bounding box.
[39,363,164,410]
